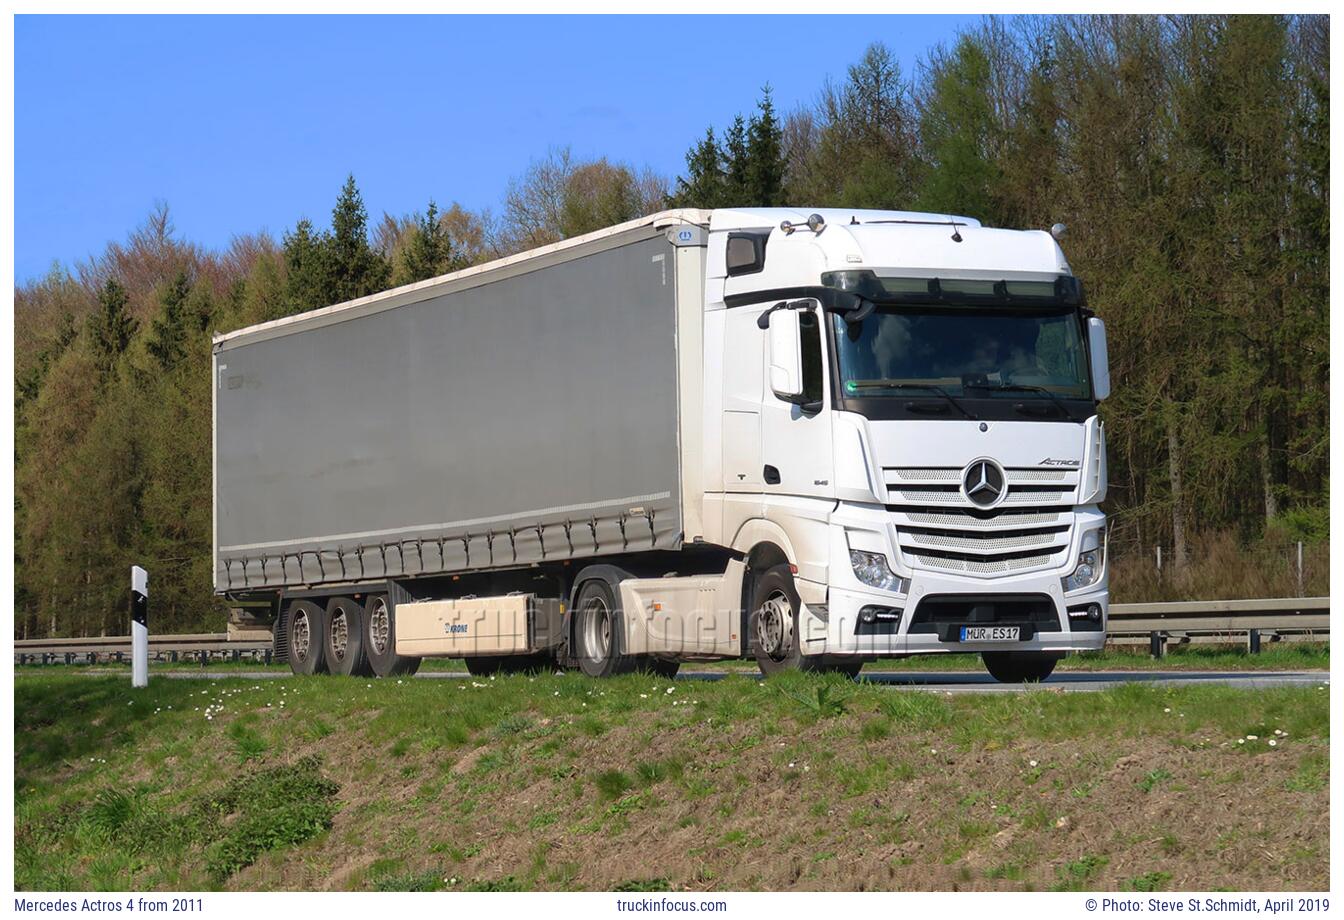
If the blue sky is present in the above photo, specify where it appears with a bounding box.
[15,14,979,283]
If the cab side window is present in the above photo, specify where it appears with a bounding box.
[799,309,824,406]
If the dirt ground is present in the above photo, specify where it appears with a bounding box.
[235,712,1328,891]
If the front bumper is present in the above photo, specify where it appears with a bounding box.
[816,574,1108,657]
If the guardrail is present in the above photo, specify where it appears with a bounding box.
[13,633,274,666]
[13,597,1329,665]
[1106,596,1328,657]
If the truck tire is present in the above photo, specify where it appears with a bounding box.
[573,579,634,678]
[363,594,421,678]
[464,653,552,676]
[750,564,852,677]
[982,651,1061,683]
[324,596,371,677]
[286,600,328,676]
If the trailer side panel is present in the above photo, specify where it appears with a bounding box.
[214,232,681,590]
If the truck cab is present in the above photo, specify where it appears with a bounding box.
[698,208,1110,682]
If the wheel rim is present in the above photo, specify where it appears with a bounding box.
[581,596,612,663]
[330,607,349,661]
[756,591,793,661]
[369,598,390,656]
[292,608,311,661]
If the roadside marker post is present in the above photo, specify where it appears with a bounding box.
[131,566,149,688]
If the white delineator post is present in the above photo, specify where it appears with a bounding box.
[131,566,149,688]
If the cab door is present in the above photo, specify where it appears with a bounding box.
[759,302,835,586]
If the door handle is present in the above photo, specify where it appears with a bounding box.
[763,465,781,485]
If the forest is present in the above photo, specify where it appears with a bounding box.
[13,15,1329,636]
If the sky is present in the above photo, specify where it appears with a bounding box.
[15,14,980,284]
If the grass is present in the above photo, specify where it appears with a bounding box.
[13,669,1329,892]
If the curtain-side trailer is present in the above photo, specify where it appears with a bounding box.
[214,207,1112,682]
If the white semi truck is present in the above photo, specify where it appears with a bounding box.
[213,207,1110,683]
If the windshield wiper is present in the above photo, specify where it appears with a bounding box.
[979,384,1075,419]
[847,381,979,421]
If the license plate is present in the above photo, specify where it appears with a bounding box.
[959,625,1021,642]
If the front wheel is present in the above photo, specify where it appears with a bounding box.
[982,651,1061,683]
[750,564,855,677]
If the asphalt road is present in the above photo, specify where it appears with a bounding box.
[36,668,1329,693]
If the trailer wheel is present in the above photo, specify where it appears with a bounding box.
[286,600,328,676]
[749,564,851,677]
[324,597,371,677]
[464,653,552,676]
[573,579,633,678]
[363,595,421,678]
[982,651,1061,683]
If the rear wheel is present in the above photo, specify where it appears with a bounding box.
[286,600,328,676]
[574,579,633,678]
[363,595,421,678]
[324,596,371,677]
[982,651,1061,683]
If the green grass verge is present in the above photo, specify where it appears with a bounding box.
[14,668,1328,892]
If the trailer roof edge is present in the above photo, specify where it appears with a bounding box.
[213,208,712,349]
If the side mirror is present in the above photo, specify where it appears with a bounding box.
[766,307,804,400]
[1087,316,1111,401]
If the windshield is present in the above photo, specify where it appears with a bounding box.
[832,307,1092,399]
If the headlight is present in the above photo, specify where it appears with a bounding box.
[1061,530,1106,592]
[850,550,909,594]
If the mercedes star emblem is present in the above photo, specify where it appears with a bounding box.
[963,459,1007,508]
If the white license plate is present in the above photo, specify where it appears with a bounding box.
[959,625,1021,642]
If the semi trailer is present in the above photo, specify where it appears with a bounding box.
[213,207,1111,682]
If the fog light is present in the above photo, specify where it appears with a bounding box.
[860,608,877,624]
[1088,604,1102,622]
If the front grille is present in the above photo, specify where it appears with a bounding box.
[885,465,1078,576]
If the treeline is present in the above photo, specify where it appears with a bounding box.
[13,14,1329,636]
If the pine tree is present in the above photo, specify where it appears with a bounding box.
[916,34,1001,221]
[791,42,922,208]
[282,218,331,313]
[146,271,192,371]
[671,128,726,209]
[722,115,751,205]
[394,201,456,285]
[87,278,138,380]
[746,87,786,206]
[328,174,390,303]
